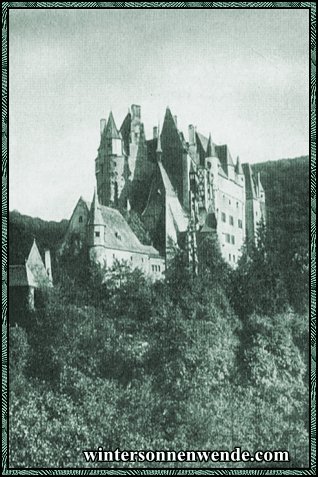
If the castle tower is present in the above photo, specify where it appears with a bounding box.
[95,111,125,207]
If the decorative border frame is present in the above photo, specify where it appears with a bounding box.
[2,2,316,475]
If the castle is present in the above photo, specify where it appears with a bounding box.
[63,104,265,278]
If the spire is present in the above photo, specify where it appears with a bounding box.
[207,133,214,157]
[235,155,243,175]
[89,187,104,225]
[105,111,121,139]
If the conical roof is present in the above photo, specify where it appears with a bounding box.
[104,111,121,139]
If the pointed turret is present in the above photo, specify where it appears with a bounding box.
[89,187,104,225]
[206,133,212,157]
[105,111,121,139]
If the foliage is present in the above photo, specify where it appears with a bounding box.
[231,220,290,320]
[9,256,309,468]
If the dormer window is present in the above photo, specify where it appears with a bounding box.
[79,216,83,223]
[115,231,121,240]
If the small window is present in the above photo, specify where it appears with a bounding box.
[158,266,160,272]
[236,202,239,208]
[233,255,236,262]
[79,216,83,223]
[229,254,231,261]
[225,233,231,243]
[131,256,133,261]
[221,212,226,223]
[231,235,235,245]
[95,231,100,238]
[152,265,155,272]
[229,199,231,205]
[229,215,234,226]
[256,211,258,217]
[238,219,243,229]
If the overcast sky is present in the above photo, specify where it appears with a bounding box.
[9,8,309,221]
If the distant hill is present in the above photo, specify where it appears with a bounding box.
[252,155,310,260]
[8,211,68,267]
[8,155,310,270]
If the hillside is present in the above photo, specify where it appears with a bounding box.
[8,211,68,267]
[252,155,310,260]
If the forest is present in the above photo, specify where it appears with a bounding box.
[8,156,311,468]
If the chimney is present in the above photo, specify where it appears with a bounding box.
[45,250,53,283]
[131,104,141,120]
[188,124,196,145]
[100,118,106,136]
[174,115,178,127]
[153,126,158,139]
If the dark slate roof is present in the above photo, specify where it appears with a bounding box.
[157,162,188,233]
[105,111,121,139]
[196,132,209,153]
